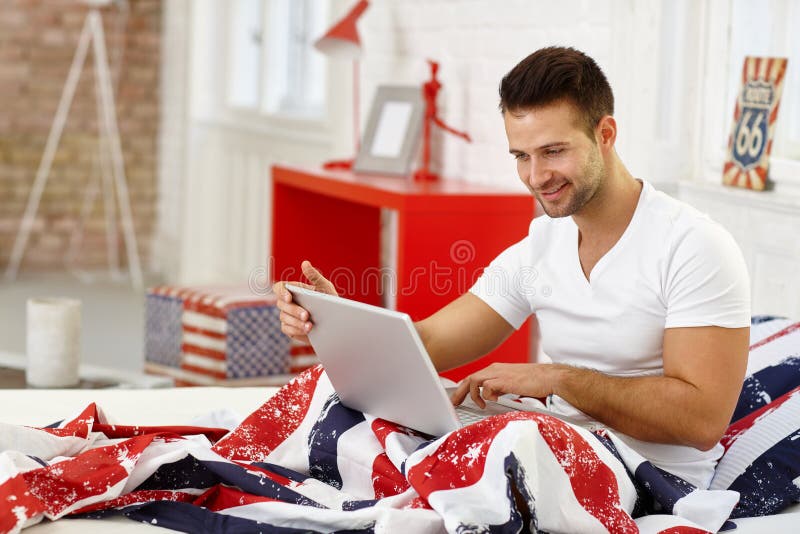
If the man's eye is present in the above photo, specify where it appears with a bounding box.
[513,153,529,161]
[545,149,564,157]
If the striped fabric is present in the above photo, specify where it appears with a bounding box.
[145,286,292,384]
[710,316,800,518]
[0,366,737,533]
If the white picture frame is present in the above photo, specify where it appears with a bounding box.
[353,85,424,176]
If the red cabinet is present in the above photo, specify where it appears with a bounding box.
[271,164,535,380]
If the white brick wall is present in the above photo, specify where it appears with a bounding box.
[357,0,618,189]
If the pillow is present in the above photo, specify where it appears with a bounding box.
[712,316,800,518]
[712,386,800,518]
[732,316,800,422]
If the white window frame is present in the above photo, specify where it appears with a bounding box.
[697,0,800,191]
[208,0,338,146]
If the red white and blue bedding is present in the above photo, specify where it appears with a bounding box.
[1,316,798,533]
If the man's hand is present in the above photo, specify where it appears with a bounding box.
[450,363,558,409]
[273,260,338,344]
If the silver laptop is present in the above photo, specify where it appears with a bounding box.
[286,284,526,436]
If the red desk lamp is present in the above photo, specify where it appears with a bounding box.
[314,0,369,171]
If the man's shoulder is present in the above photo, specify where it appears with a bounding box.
[641,183,731,242]
[641,183,742,262]
[641,183,708,227]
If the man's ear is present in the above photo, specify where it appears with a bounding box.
[595,115,617,150]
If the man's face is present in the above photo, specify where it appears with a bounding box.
[504,100,606,218]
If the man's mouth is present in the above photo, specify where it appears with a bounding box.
[540,183,568,201]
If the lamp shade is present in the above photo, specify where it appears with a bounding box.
[313,0,369,59]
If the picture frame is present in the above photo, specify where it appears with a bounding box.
[353,85,424,176]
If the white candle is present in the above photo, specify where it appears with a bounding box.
[26,298,81,388]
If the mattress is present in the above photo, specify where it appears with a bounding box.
[0,388,796,533]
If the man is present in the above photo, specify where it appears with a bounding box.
[274,47,750,490]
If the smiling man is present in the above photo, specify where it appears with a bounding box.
[275,47,751,490]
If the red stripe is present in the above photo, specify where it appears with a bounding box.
[23,435,155,516]
[182,344,227,361]
[179,363,227,379]
[406,412,635,531]
[772,58,787,88]
[769,104,780,124]
[741,58,748,85]
[372,452,410,498]
[749,321,800,351]
[534,415,637,532]
[764,58,774,81]
[290,345,316,355]
[91,423,228,443]
[722,385,800,450]
[0,474,44,531]
[371,418,421,448]
[183,324,226,339]
[71,489,196,514]
[212,365,324,460]
[755,167,767,185]
[184,301,227,319]
[194,485,281,512]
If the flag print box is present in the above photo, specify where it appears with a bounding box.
[145,286,291,384]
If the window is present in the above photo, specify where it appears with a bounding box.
[226,0,330,121]
[227,0,264,109]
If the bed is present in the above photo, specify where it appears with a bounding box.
[1,385,798,533]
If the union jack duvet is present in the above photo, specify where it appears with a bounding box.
[0,366,741,533]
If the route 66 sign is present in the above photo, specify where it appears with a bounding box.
[723,57,788,190]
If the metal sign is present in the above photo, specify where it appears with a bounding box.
[723,57,788,191]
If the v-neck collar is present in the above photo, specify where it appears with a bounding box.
[571,180,648,287]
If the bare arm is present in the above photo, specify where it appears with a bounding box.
[452,325,749,450]
[415,292,516,372]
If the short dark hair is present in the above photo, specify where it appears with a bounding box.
[499,47,614,138]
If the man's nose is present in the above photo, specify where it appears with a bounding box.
[527,160,551,189]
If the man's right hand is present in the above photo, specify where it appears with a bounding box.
[273,260,338,344]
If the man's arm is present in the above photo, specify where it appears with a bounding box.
[415,292,516,372]
[452,325,749,451]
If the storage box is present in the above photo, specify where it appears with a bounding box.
[145,285,298,386]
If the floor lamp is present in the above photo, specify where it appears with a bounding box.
[4,0,143,289]
[314,0,369,171]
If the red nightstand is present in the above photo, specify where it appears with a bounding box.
[271,164,535,380]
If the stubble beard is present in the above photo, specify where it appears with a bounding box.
[535,148,605,218]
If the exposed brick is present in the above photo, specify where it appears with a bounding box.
[0,0,161,272]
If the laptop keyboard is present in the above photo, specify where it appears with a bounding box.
[455,405,490,426]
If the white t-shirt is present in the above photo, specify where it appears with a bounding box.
[469,181,751,489]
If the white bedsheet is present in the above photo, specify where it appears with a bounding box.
[0,388,796,533]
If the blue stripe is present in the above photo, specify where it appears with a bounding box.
[135,455,218,491]
[308,394,365,490]
[632,462,695,514]
[727,428,800,518]
[200,460,324,508]
[732,356,800,422]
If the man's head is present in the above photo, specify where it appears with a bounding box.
[499,46,614,138]
[499,47,616,218]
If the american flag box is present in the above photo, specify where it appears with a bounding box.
[145,286,295,386]
[289,340,320,374]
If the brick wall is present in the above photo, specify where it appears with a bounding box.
[0,0,160,272]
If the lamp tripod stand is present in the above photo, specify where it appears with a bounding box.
[4,3,142,289]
